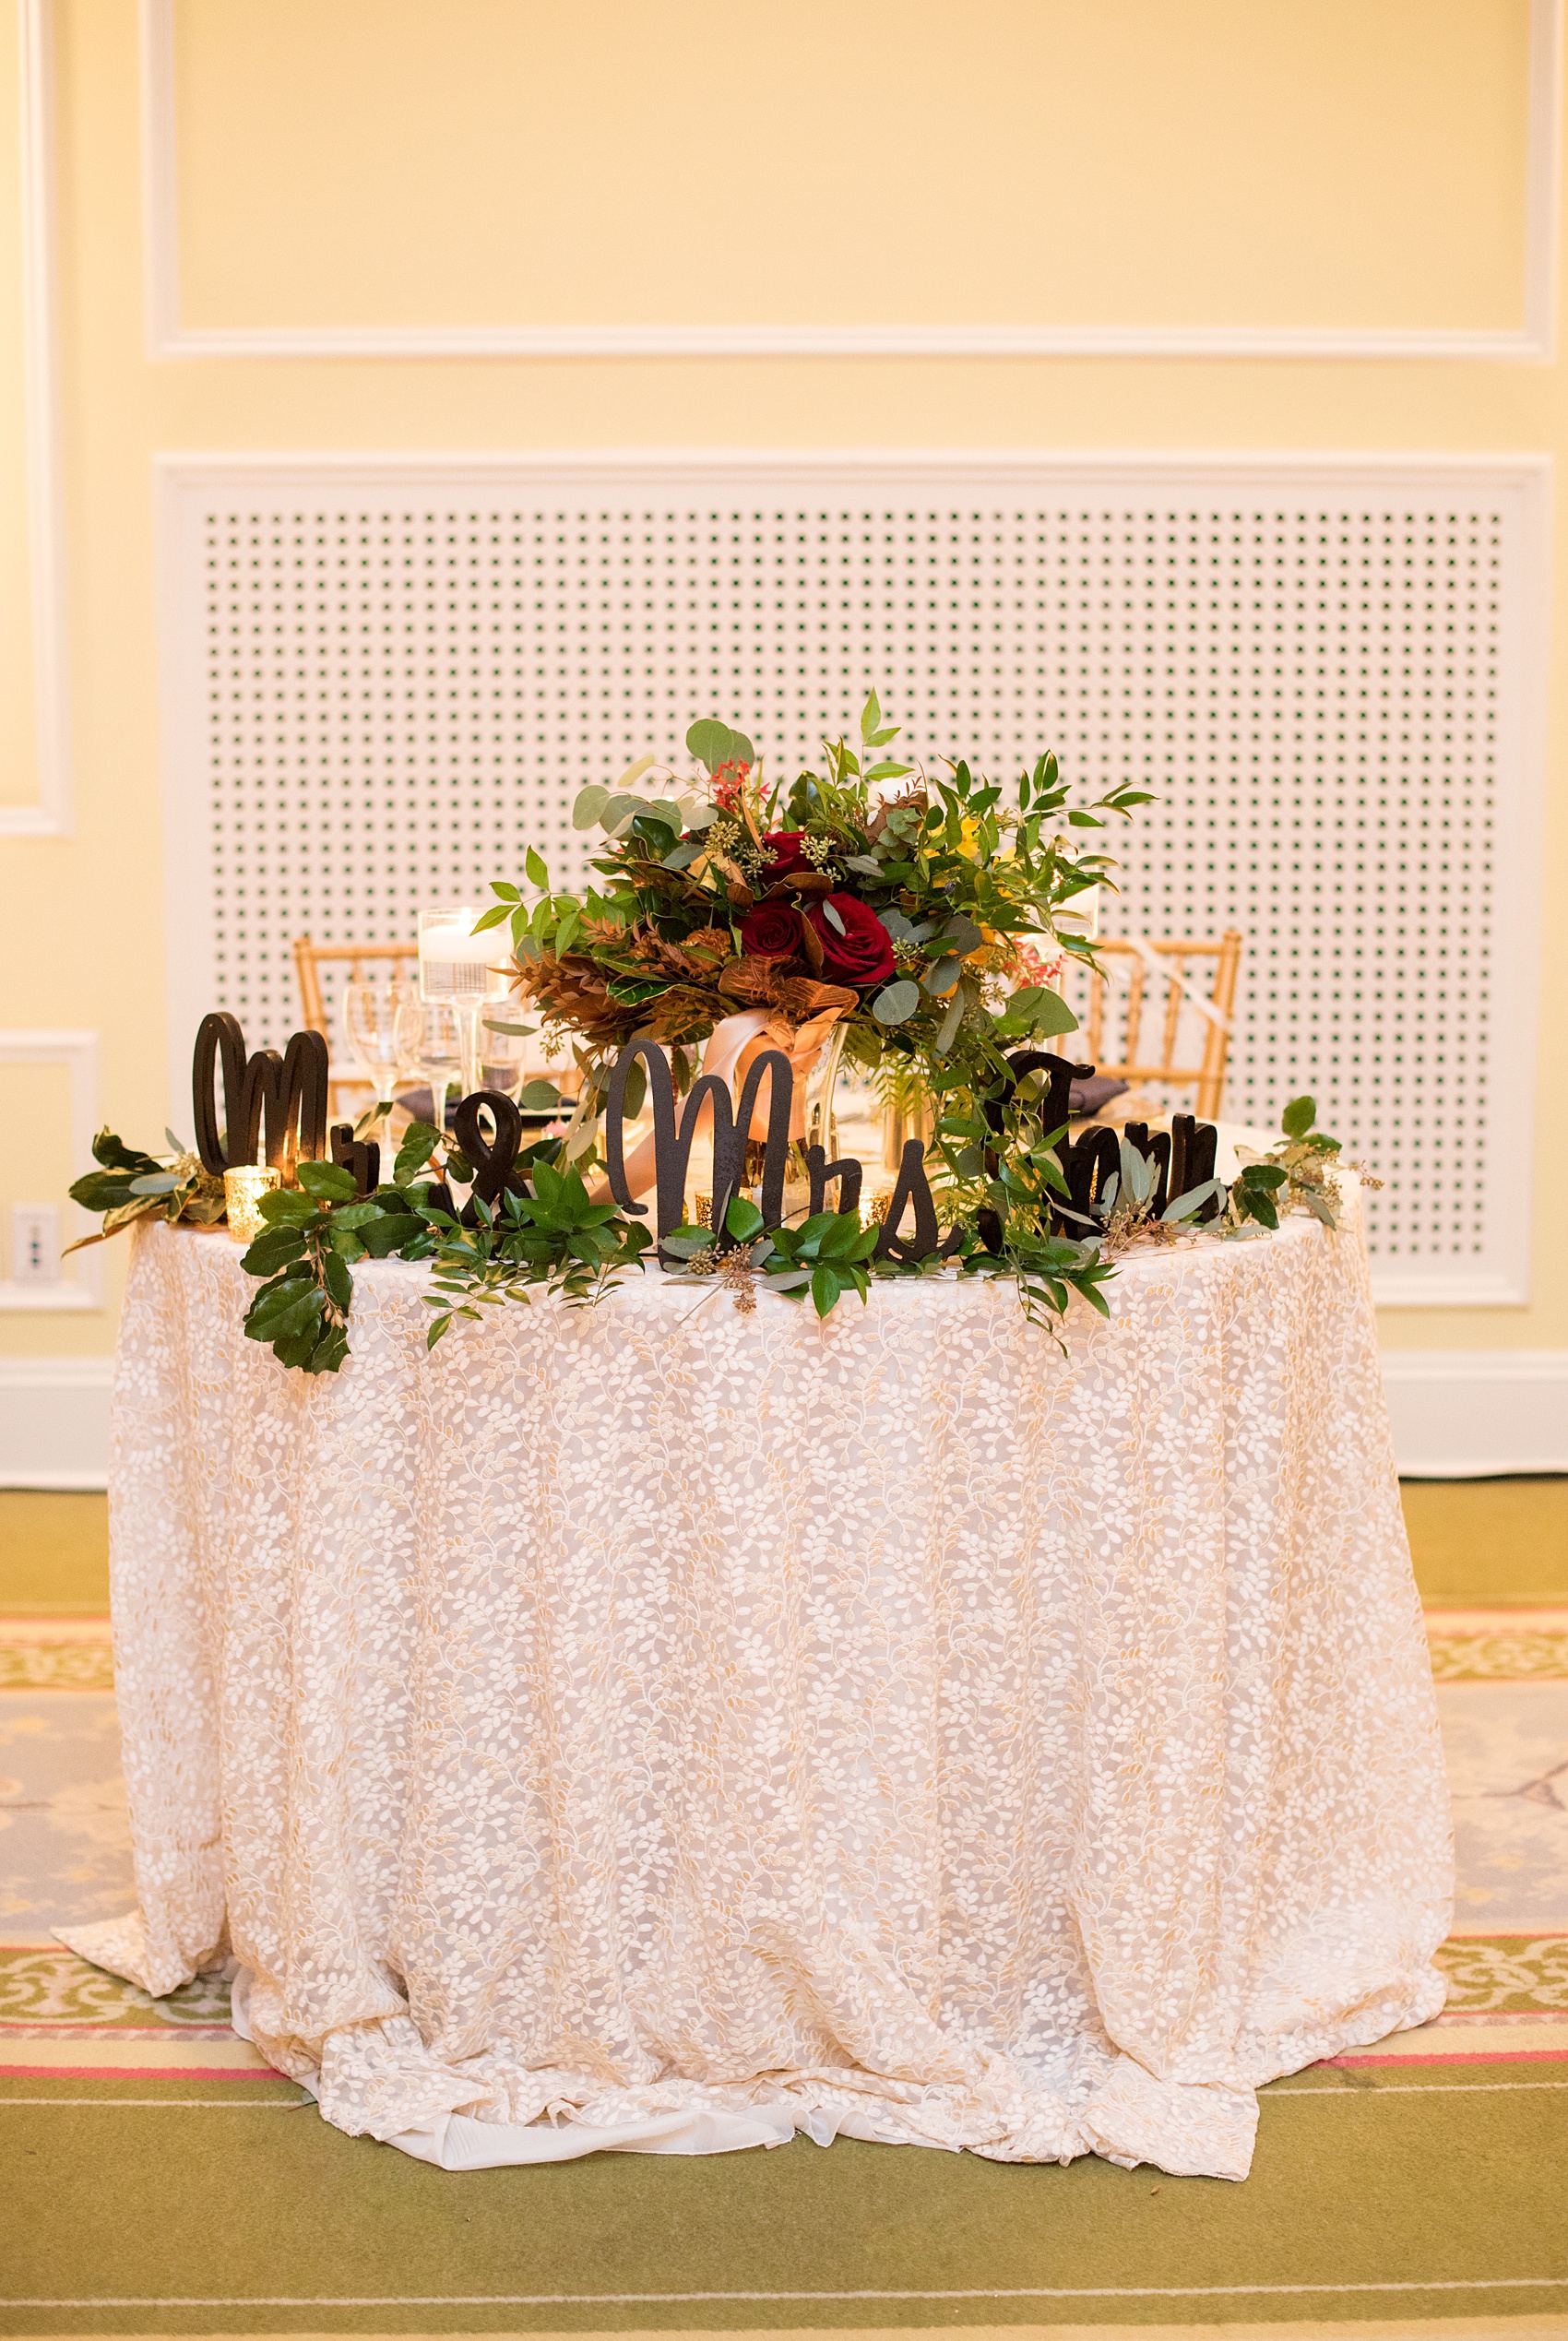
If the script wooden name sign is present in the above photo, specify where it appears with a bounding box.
[599,1036,1221,1257]
[190,1014,1221,1240]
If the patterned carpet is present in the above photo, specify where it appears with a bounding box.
[1,1486,1565,2335]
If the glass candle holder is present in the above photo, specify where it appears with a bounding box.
[224,1164,281,1245]
[417,908,510,1004]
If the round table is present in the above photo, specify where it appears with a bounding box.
[65,1186,1452,2180]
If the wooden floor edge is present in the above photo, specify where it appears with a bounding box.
[7,2322,1567,2341]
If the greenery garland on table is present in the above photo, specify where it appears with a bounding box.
[68,697,1367,1373]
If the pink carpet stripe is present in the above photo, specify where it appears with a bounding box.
[0,2061,284,2080]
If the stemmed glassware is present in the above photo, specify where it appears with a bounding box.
[417,908,512,1099]
[409,1001,462,1138]
[341,980,422,1137]
[476,1019,525,1102]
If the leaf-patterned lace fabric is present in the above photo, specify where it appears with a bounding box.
[62,1194,1451,2179]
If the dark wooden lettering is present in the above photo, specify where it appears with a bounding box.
[452,1090,529,1222]
[604,1038,792,1245]
[1170,1112,1220,1219]
[874,1139,963,1263]
[192,1014,327,1174]
[329,1123,380,1197]
[1063,1125,1121,1229]
[805,1145,863,1218]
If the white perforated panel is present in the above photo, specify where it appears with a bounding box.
[161,458,1544,1306]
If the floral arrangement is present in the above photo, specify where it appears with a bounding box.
[475,695,1148,1156]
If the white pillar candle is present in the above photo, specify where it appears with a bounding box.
[418,909,510,1003]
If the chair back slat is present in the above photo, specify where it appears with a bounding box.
[291,935,421,1118]
[1072,930,1243,1118]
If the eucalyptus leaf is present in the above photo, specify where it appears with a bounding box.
[572,785,610,829]
[935,985,967,1054]
[1281,1095,1317,1140]
[686,719,753,774]
[921,957,961,997]
[872,980,921,1026]
[1162,1179,1224,1224]
[941,912,984,955]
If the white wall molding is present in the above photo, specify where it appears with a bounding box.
[4,0,73,836]
[138,0,1562,365]
[0,1029,102,1311]
[1383,1352,1568,1478]
[0,1359,111,1488]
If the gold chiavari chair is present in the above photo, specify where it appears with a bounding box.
[1082,930,1243,1121]
[291,935,420,1120]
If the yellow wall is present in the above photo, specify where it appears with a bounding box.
[0,0,1562,1361]
[0,1,37,809]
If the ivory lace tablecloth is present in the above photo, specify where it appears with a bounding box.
[65,1194,1451,2179]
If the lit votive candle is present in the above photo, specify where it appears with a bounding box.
[224,1164,281,1245]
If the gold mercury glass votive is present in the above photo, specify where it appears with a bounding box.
[224,1164,281,1244]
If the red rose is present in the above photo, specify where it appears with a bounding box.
[761,830,811,877]
[804,895,896,987]
[740,901,805,958]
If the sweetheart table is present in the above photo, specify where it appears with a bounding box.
[64,1186,1452,2180]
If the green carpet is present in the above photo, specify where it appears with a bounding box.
[2,2068,1564,2335]
[0,1493,110,1615]
[1399,1478,1568,1608]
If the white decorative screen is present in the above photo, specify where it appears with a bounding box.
[160,458,1545,1307]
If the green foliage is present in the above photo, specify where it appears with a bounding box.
[421,1159,656,1348]
[1222,1094,1350,1234]
[65,1126,226,1254]
[685,719,755,774]
[240,1164,438,1375]
[761,1209,882,1316]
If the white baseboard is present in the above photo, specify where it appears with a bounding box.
[1380,1350,1568,1478]
[2,1350,1562,1491]
[0,1359,112,1488]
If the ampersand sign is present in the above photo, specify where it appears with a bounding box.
[452,1089,528,1220]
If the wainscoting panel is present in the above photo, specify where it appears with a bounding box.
[156,454,1549,1309]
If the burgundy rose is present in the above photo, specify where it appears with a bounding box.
[804,895,896,987]
[760,830,812,878]
[740,900,805,959]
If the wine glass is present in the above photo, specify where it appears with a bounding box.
[418,907,512,1106]
[410,1001,462,1138]
[342,979,420,1136]
[477,1019,526,1102]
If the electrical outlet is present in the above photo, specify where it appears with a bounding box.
[12,1203,61,1285]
